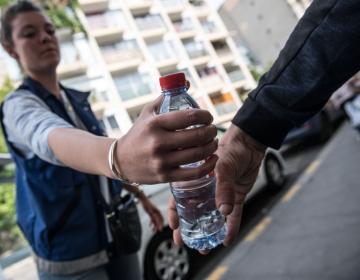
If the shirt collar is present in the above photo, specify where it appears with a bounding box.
[22,76,90,103]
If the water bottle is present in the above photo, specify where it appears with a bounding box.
[158,72,227,250]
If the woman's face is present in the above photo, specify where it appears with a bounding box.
[8,11,60,75]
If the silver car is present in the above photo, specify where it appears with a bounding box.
[137,127,287,280]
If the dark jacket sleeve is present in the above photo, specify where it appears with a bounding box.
[232,0,360,149]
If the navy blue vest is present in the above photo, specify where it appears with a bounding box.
[1,77,122,261]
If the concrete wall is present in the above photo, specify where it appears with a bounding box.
[219,0,299,67]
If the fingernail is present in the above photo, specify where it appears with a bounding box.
[219,203,232,215]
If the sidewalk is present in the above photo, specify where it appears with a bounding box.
[206,122,360,280]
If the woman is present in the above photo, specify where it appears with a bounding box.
[0,1,218,279]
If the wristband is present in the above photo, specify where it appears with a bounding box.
[108,139,140,187]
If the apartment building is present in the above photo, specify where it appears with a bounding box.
[0,0,257,138]
[219,0,311,66]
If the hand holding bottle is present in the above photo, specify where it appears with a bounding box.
[115,96,218,185]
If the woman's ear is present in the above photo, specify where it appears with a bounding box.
[3,44,19,59]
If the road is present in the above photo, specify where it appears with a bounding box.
[193,121,360,280]
[191,136,326,279]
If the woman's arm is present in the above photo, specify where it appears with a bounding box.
[48,98,218,184]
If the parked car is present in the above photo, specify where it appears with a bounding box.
[283,97,344,145]
[137,126,287,280]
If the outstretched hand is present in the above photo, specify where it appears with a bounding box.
[215,124,266,246]
[116,96,218,184]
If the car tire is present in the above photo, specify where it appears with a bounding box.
[144,229,194,280]
[318,113,333,142]
[264,154,286,191]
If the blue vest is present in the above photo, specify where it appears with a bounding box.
[1,77,122,261]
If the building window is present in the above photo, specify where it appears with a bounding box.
[113,71,154,101]
[106,115,119,130]
[60,40,80,66]
[182,39,208,59]
[172,17,194,33]
[147,41,176,62]
[210,92,237,115]
[100,39,142,63]
[134,14,165,31]
[86,10,127,30]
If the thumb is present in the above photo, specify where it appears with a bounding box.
[215,173,235,216]
[143,95,163,115]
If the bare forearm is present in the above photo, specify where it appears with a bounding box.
[48,127,113,177]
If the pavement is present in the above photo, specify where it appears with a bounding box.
[206,122,360,280]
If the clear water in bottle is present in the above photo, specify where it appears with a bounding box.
[158,72,227,250]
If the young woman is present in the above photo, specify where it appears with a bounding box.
[0,1,218,279]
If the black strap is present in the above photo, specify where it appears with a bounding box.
[48,185,81,242]
[0,101,82,243]
[87,176,114,215]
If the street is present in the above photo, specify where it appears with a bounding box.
[191,126,325,279]
[196,122,360,280]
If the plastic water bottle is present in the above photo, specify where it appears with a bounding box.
[158,72,227,250]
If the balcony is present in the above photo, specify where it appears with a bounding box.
[107,55,142,74]
[183,39,210,66]
[57,41,87,79]
[210,92,238,116]
[201,19,226,41]
[101,40,143,73]
[197,66,223,93]
[79,0,109,14]
[172,18,197,39]
[161,0,186,16]
[57,61,87,79]
[92,28,124,44]
[113,72,154,102]
[56,28,72,42]
[147,40,179,71]
[189,0,210,18]
[123,92,157,110]
[126,0,153,16]
[212,40,234,64]
[117,82,153,102]
[135,14,167,39]
[224,64,245,86]
[86,11,126,44]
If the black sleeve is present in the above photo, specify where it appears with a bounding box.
[232,0,360,149]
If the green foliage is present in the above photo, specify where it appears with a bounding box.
[46,5,84,33]
[0,0,13,7]
[0,0,84,33]
[0,77,14,153]
[38,0,84,33]
[0,76,14,102]
[249,65,263,82]
[0,183,24,255]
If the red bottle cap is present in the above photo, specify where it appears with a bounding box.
[159,72,186,91]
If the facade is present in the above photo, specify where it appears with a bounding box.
[219,0,311,67]
[0,0,257,137]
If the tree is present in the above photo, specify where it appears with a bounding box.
[0,183,23,255]
[0,0,13,7]
[0,77,14,153]
[0,0,83,33]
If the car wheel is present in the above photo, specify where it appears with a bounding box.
[318,113,333,142]
[144,229,194,280]
[264,154,286,190]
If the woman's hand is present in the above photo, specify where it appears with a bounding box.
[138,194,164,232]
[115,96,218,184]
